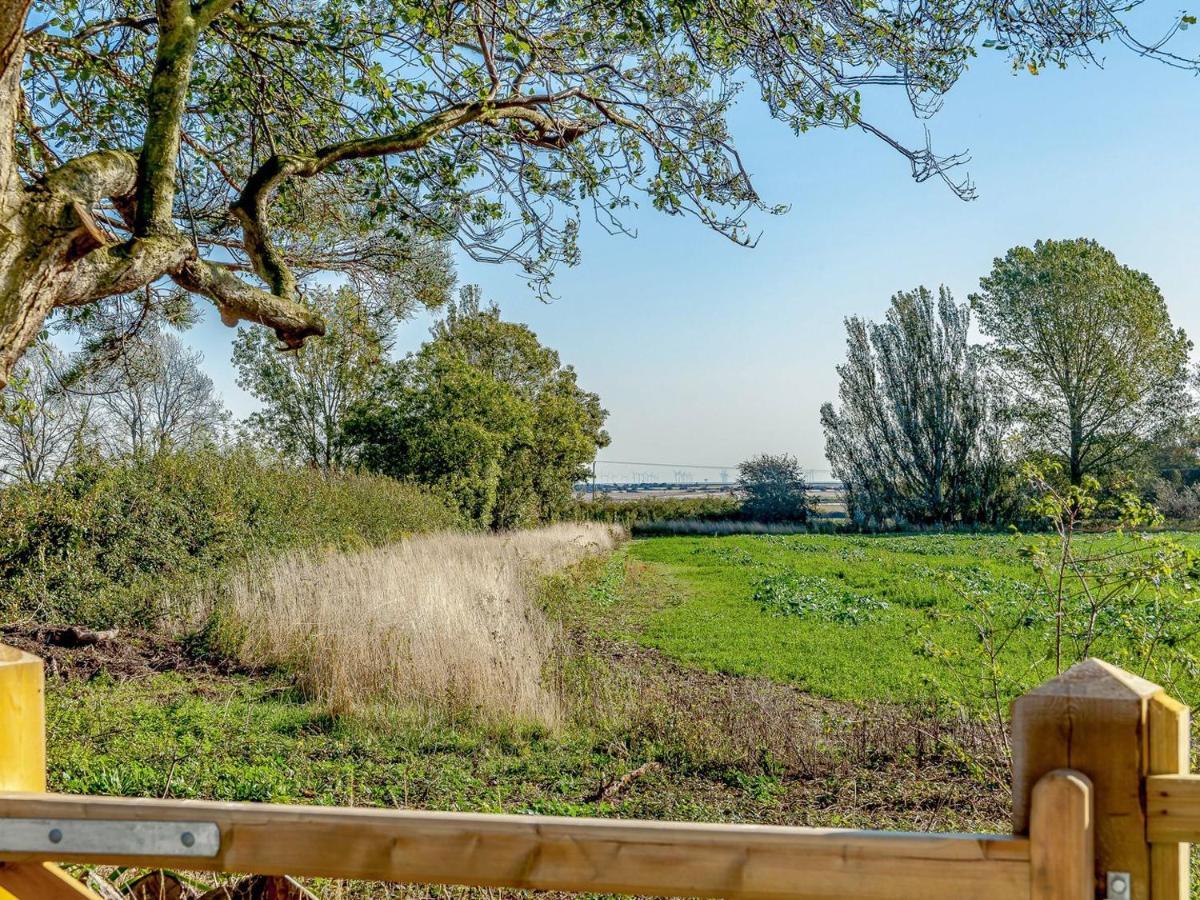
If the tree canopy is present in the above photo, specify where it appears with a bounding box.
[972,238,1192,485]
[233,286,391,470]
[346,289,608,528]
[1,0,1195,385]
[821,286,1012,525]
[92,327,227,455]
[738,453,810,522]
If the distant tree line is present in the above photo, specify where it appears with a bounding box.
[821,238,1194,526]
[11,235,1192,532]
[232,285,609,529]
[0,331,229,483]
[2,273,609,532]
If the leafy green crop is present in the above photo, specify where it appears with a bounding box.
[754,574,889,625]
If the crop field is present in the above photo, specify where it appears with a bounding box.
[608,533,1200,710]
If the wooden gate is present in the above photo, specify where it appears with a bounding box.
[0,646,1194,899]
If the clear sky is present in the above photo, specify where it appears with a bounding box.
[180,19,1200,482]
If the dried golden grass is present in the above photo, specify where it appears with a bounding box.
[220,523,625,725]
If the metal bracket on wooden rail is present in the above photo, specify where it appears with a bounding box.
[0,818,220,857]
[1104,871,1131,900]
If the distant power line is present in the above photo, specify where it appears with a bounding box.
[596,459,833,474]
[596,459,737,470]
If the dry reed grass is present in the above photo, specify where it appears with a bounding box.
[218,523,625,725]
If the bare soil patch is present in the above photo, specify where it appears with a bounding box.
[0,623,245,681]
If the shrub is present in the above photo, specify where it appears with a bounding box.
[571,494,742,528]
[738,453,811,522]
[0,448,460,626]
[1150,478,1200,522]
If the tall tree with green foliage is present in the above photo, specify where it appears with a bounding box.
[2,0,1196,386]
[233,287,392,470]
[972,239,1192,485]
[821,286,1011,525]
[346,290,608,528]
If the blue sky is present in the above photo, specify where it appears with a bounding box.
[182,20,1200,482]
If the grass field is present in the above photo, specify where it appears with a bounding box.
[24,539,1018,896]
[23,529,1200,896]
[616,532,1200,710]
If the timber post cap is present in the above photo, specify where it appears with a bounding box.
[1016,657,1161,703]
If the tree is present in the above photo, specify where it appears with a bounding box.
[972,239,1192,485]
[931,464,1200,755]
[738,454,810,523]
[821,286,1011,525]
[346,291,608,527]
[233,287,390,470]
[1,0,1195,386]
[0,345,92,482]
[1147,412,1200,486]
[93,329,227,455]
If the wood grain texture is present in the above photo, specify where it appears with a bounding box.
[0,646,45,794]
[1148,694,1190,900]
[1029,770,1092,900]
[0,644,51,900]
[1011,658,1159,900]
[0,863,103,899]
[1147,775,1200,843]
[0,793,1033,900]
[1,644,101,900]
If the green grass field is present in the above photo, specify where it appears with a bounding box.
[32,530,1200,896]
[37,552,1014,897]
[616,532,1200,709]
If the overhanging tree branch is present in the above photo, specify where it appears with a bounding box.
[133,0,197,236]
[1,0,1197,391]
[231,99,599,304]
[173,256,325,348]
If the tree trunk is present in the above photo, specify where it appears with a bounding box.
[1069,415,1084,485]
[0,0,31,198]
[0,8,167,386]
[0,173,188,386]
[0,1,324,387]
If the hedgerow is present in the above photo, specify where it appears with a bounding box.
[0,449,460,626]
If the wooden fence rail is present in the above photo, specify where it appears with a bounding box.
[0,643,1195,899]
[0,793,1035,900]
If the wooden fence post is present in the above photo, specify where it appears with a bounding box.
[1012,658,1190,900]
[1147,692,1189,900]
[0,645,46,795]
[1030,769,1093,900]
[0,644,100,900]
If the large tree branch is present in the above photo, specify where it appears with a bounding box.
[0,0,32,198]
[133,0,197,235]
[47,148,323,347]
[0,0,29,71]
[42,149,138,204]
[231,100,490,300]
[195,0,240,29]
[230,98,599,303]
[58,236,193,306]
[172,256,325,348]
